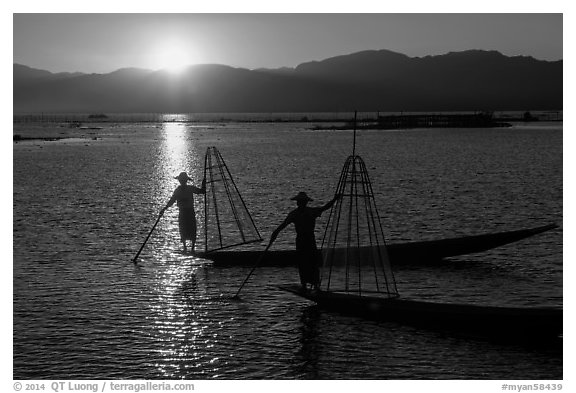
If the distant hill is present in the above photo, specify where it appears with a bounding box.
[13,50,562,113]
[14,64,85,82]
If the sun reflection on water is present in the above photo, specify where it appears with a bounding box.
[158,122,206,248]
[146,123,221,378]
[146,259,226,378]
[161,122,203,183]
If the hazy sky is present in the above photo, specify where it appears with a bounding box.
[13,13,562,74]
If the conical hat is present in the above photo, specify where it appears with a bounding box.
[175,172,193,182]
[290,192,313,202]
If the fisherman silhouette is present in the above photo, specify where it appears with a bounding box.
[270,192,338,290]
[161,172,206,253]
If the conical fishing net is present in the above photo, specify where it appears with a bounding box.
[203,147,262,253]
[321,155,398,297]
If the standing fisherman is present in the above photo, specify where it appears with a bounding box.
[270,192,338,290]
[161,172,206,253]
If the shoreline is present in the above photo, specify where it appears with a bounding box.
[12,110,563,125]
[13,135,100,143]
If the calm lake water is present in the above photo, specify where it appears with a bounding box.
[13,120,563,379]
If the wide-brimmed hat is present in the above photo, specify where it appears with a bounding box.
[175,172,193,182]
[290,192,313,202]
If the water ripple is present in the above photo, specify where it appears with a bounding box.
[13,123,562,379]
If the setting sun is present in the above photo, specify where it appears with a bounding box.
[147,38,202,73]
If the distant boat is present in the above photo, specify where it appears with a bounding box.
[88,113,108,119]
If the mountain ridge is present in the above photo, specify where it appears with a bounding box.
[13,49,562,112]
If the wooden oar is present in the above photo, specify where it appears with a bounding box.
[132,211,164,264]
[232,242,273,299]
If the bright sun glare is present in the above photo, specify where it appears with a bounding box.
[148,39,201,73]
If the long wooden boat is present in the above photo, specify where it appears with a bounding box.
[279,284,562,339]
[200,223,557,266]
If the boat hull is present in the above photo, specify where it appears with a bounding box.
[279,285,562,339]
[201,224,558,266]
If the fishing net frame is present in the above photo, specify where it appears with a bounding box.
[320,118,398,298]
[203,146,263,253]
